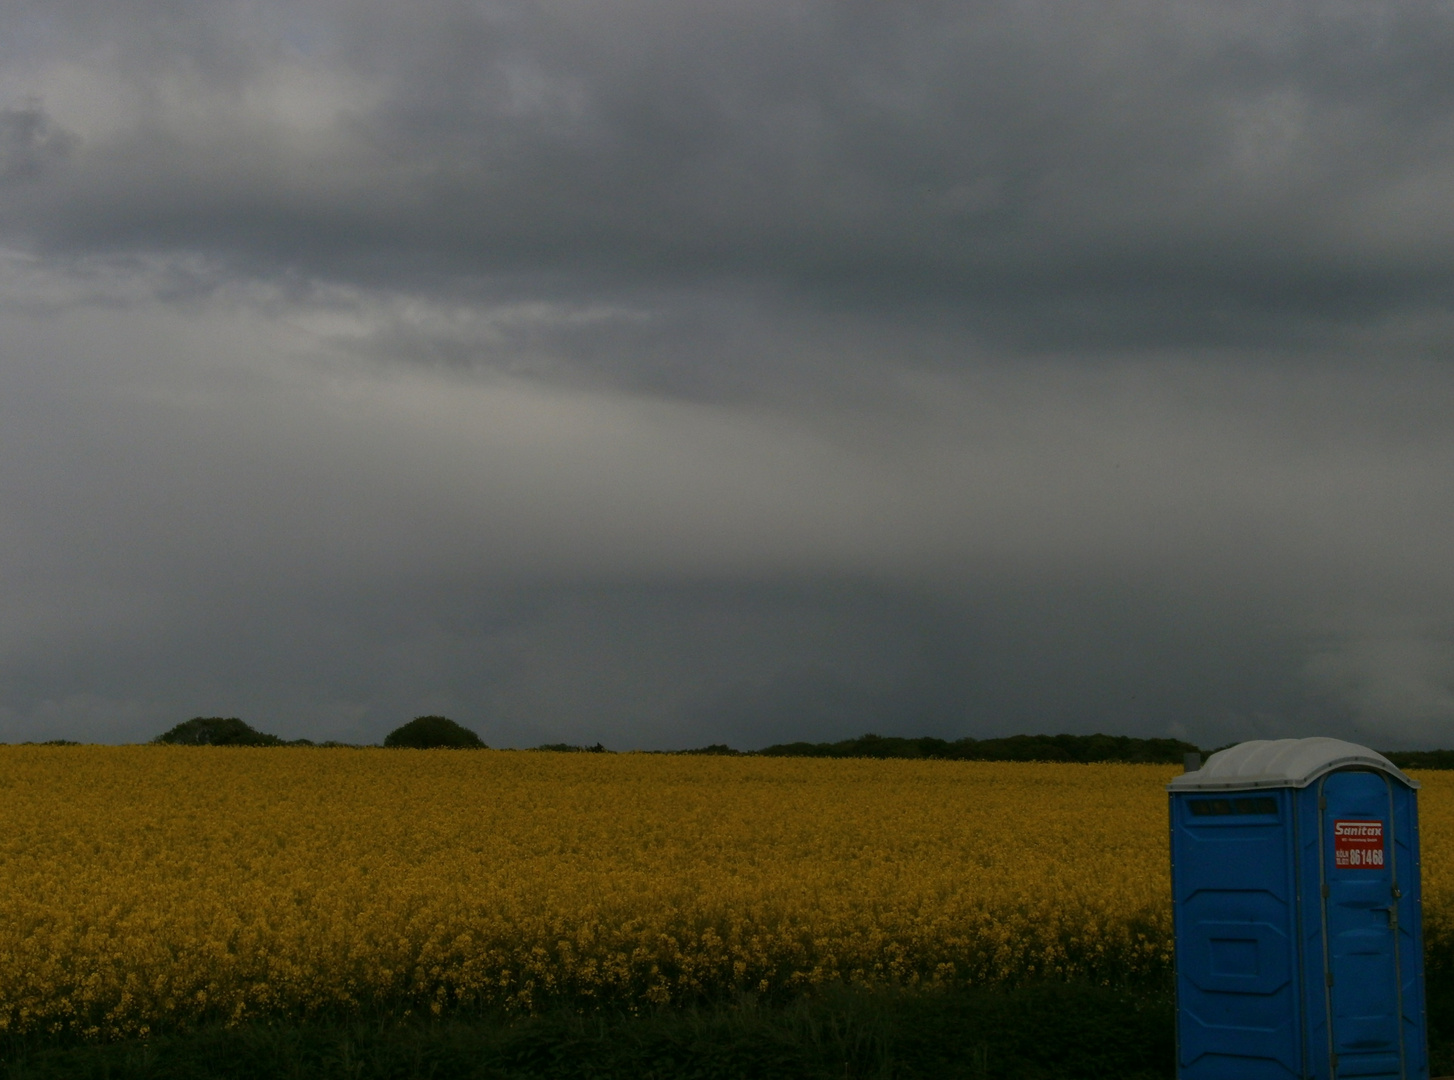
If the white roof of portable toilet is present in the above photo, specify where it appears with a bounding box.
[1167,737,1418,792]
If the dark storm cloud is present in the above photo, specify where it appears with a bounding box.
[2,1,1454,747]
[7,0,1454,350]
[0,98,74,182]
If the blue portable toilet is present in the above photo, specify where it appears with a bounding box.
[1167,738,1427,1080]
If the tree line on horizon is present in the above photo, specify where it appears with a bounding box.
[155,721,1209,761]
[728,733,1454,770]
[151,715,487,749]
[20,717,1454,769]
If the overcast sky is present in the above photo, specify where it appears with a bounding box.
[2,0,1454,749]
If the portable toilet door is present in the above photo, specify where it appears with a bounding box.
[1168,738,1427,1080]
[1314,761,1425,1079]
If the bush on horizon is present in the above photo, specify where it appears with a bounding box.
[153,717,284,747]
[384,716,487,749]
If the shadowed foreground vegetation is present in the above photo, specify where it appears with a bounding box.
[0,982,1175,1080]
[8,975,1454,1079]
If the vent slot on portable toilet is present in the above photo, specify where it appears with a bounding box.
[1167,738,1427,1080]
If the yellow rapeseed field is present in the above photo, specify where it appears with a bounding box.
[1412,771,1454,972]
[9,747,1447,1040]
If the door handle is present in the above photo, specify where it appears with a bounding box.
[1374,906,1398,929]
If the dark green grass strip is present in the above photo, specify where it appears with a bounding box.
[1,983,1173,1080]
[13,976,1454,1079]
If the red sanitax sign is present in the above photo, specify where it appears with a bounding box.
[1334,819,1385,869]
